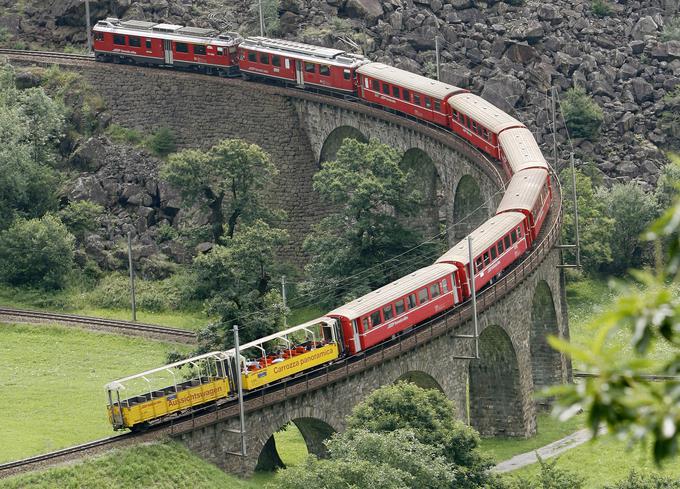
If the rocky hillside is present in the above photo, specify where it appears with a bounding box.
[3,0,679,187]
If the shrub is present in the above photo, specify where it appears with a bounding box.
[604,470,680,488]
[106,124,143,145]
[660,87,680,148]
[561,86,604,139]
[58,200,103,242]
[662,16,680,41]
[145,127,177,157]
[0,215,75,289]
[591,0,612,17]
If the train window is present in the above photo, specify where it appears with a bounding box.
[113,34,126,45]
[382,83,390,95]
[247,51,256,62]
[319,65,330,76]
[285,58,291,69]
[482,128,490,141]
[343,69,351,80]
[430,283,440,298]
[408,294,417,309]
[395,299,405,315]
[475,257,483,273]
[362,317,369,330]
[370,310,382,327]
[94,32,104,41]
[466,117,472,129]
[441,279,449,293]
[372,79,380,91]
[175,42,189,53]
[414,94,421,106]
[194,44,206,55]
[517,226,522,237]
[424,97,431,109]
[383,305,394,321]
[491,246,497,260]
[128,36,141,48]
[434,100,441,112]
[272,55,281,66]
[392,86,400,98]
[305,62,315,73]
[483,252,490,266]
[498,239,504,254]
[511,230,518,244]
[471,120,478,133]
[402,88,410,101]
[504,235,511,249]
[260,53,269,64]
[418,288,429,304]
[145,38,152,49]
[452,109,459,120]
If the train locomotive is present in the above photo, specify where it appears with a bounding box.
[99,17,554,431]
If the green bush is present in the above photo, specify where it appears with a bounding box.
[145,127,177,157]
[58,200,103,242]
[0,215,75,289]
[562,87,604,139]
[106,124,143,145]
[591,0,612,17]
[662,16,680,41]
[660,87,680,148]
[604,470,680,488]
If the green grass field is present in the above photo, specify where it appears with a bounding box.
[0,322,191,462]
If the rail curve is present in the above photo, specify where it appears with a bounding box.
[0,49,563,477]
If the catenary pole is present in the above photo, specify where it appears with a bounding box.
[233,326,247,460]
[85,0,92,53]
[435,36,440,81]
[570,152,581,267]
[259,0,264,36]
[281,275,287,328]
[127,232,137,322]
[467,236,479,359]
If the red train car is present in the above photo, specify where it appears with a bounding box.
[328,264,460,355]
[357,63,463,127]
[436,212,530,296]
[498,127,550,178]
[93,18,242,76]
[496,168,552,240]
[238,37,367,92]
[447,93,524,159]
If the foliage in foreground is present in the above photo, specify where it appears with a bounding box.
[549,191,680,464]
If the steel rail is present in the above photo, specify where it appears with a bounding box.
[0,307,197,344]
[0,48,563,476]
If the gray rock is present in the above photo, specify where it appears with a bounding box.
[196,242,214,254]
[344,0,384,22]
[537,4,559,21]
[631,77,654,103]
[667,40,680,60]
[69,137,108,172]
[440,63,471,87]
[629,41,645,55]
[449,0,471,9]
[630,16,659,41]
[480,73,526,113]
[554,52,580,75]
[618,63,640,80]
[69,176,108,206]
[15,71,42,89]
[504,41,537,64]
[618,112,635,134]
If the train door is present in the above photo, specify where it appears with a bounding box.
[295,60,304,86]
[351,319,362,353]
[163,40,173,65]
[451,273,460,304]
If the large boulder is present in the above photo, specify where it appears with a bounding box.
[630,16,659,40]
[342,0,384,22]
[630,77,654,103]
[480,73,526,113]
[69,137,109,172]
[504,41,537,64]
[69,175,108,206]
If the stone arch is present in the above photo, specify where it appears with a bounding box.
[530,280,562,410]
[255,417,337,472]
[452,174,487,241]
[468,325,523,436]
[319,125,368,166]
[399,148,442,237]
[395,370,445,392]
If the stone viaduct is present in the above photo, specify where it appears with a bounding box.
[7,54,571,475]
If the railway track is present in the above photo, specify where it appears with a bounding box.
[0,307,197,344]
[0,48,93,61]
[0,434,133,479]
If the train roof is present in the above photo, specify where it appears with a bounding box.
[448,93,523,133]
[93,18,243,46]
[240,37,368,67]
[435,212,526,265]
[496,168,549,215]
[357,62,464,100]
[233,317,336,352]
[499,127,550,173]
[328,263,457,319]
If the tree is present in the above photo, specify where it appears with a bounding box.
[0,215,75,289]
[161,139,278,242]
[548,195,680,464]
[560,168,614,272]
[600,182,658,274]
[191,220,288,349]
[58,200,104,243]
[145,126,176,157]
[346,383,499,488]
[271,429,456,489]
[303,138,439,307]
[562,87,604,139]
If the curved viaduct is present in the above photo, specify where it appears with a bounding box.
[7,55,571,475]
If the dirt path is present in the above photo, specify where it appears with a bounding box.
[493,428,598,473]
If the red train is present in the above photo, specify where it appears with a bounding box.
[98,17,555,422]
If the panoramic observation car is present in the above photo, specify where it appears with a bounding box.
[105,351,232,431]
[231,317,342,390]
[356,63,463,127]
[328,264,460,355]
[238,37,368,92]
[92,18,243,75]
[448,93,524,159]
[496,168,552,240]
[436,212,530,296]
